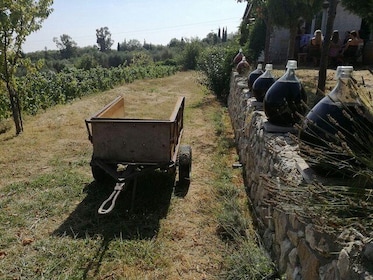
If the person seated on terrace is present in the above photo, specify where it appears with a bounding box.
[308,29,323,66]
[328,30,342,67]
[340,30,362,63]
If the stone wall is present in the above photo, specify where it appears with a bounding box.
[227,71,373,280]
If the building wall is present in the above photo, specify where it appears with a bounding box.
[268,3,362,64]
[333,4,362,41]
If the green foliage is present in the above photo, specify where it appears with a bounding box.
[119,39,142,52]
[198,44,239,102]
[96,26,113,52]
[211,107,277,280]
[341,0,373,25]
[239,20,250,46]
[0,91,10,119]
[247,19,266,61]
[179,41,202,70]
[131,51,154,67]
[75,54,99,70]
[53,34,78,59]
[0,64,177,120]
[267,0,323,28]
[0,0,54,134]
[222,240,276,280]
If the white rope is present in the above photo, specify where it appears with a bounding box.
[98,182,125,215]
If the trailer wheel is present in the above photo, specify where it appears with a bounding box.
[176,145,192,196]
[91,165,114,184]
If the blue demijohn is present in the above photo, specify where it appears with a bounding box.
[300,66,369,155]
[252,63,276,102]
[263,60,307,126]
[248,63,263,91]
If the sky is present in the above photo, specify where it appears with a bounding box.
[23,0,247,53]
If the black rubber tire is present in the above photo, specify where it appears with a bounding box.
[177,145,192,192]
[91,164,114,184]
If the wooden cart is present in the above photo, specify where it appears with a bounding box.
[85,96,192,214]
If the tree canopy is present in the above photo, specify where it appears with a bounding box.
[96,27,113,52]
[267,0,323,58]
[341,0,373,25]
[53,34,77,59]
[0,0,54,134]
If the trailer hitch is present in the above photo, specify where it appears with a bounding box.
[98,181,126,215]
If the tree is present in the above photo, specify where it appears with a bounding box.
[316,0,339,102]
[167,38,185,48]
[96,27,113,52]
[239,0,324,61]
[0,0,53,135]
[340,0,373,39]
[222,27,228,42]
[340,0,373,25]
[203,32,219,45]
[238,0,273,63]
[53,34,77,59]
[267,0,324,59]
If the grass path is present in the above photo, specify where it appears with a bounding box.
[0,71,248,279]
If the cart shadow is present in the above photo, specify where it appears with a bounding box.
[52,171,175,240]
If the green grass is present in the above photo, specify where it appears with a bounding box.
[210,108,276,279]
[0,70,278,279]
[0,164,174,279]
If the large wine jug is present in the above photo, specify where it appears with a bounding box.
[233,48,244,65]
[248,63,263,90]
[236,56,250,75]
[300,66,371,157]
[252,64,276,102]
[263,60,307,126]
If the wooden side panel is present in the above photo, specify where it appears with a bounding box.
[169,97,184,162]
[96,97,125,118]
[91,121,171,163]
[87,96,186,164]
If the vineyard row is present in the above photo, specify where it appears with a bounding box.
[0,64,178,120]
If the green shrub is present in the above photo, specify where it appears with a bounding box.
[197,44,239,102]
[179,41,202,70]
[246,18,266,62]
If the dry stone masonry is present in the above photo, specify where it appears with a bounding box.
[228,71,373,280]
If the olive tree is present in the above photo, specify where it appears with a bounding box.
[53,34,77,59]
[96,27,113,52]
[0,0,53,134]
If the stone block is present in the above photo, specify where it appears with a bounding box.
[337,248,350,280]
[298,239,320,280]
[319,260,338,280]
[264,121,297,133]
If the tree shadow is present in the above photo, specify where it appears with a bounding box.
[53,170,175,240]
[52,170,175,278]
